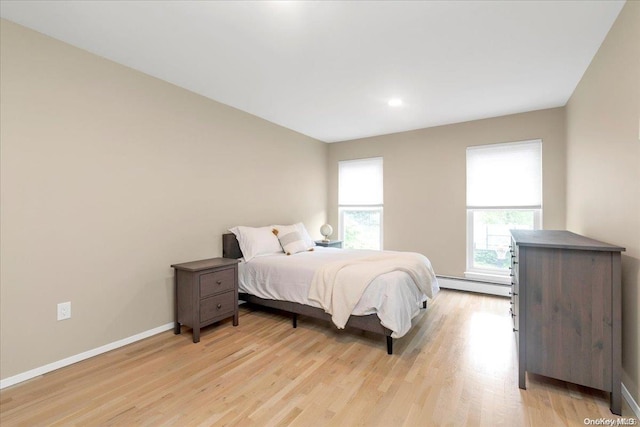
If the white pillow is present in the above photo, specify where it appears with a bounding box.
[229,226,283,262]
[294,222,316,248]
[272,225,314,255]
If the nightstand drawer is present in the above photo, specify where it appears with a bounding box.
[200,268,235,297]
[200,291,236,323]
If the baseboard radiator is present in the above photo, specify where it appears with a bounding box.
[436,275,510,297]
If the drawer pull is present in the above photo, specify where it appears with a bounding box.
[509,292,518,296]
[216,280,222,285]
[513,328,518,332]
[217,304,222,309]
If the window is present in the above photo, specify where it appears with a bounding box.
[466,140,542,282]
[338,157,383,250]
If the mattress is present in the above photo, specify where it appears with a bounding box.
[238,247,438,338]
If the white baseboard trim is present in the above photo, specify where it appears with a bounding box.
[622,382,640,419]
[0,322,174,390]
[437,275,510,297]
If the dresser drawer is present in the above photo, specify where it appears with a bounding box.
[200,291,236,324]
[200,267,235,297]
[510,240,519,280]
[510,239,521,344]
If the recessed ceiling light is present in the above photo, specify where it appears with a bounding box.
[388,98,403,107]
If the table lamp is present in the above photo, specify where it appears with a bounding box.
[320,224,333,242]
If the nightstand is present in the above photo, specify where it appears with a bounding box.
[315,240,343,248]
[171,257,239,343]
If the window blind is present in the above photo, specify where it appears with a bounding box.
[466,140,542,208]
[338,157,383,205]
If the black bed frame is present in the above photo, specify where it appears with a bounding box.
[222,233,426,354]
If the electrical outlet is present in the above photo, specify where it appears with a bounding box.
[57,302,71,321]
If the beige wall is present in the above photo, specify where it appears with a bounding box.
[0,20,327,379]
[327,108,566,277]
[566,1,640,405]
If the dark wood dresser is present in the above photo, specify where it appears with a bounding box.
[510,230,624,414]
[171,257,239,343]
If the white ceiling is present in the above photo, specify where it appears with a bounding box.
[0,1,625,143]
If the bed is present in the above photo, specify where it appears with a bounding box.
[222,230,439,354]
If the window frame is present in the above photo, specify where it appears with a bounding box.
[338,157,384,250]
[465,208,541,283]
[338,206,384,250]
[465,140,542,283]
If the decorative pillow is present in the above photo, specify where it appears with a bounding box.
[294,222,316,249]
[272,225,314,255]
[274,222,316,249]
[228,226,283,262]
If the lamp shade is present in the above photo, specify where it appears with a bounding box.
[320,224,333,241]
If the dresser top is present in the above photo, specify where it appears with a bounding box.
[171,257,239,272]
[511,230,625,252]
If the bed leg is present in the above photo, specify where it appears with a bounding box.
[292,313,297,328]
[386,336,393,355]
[423,300,427,309]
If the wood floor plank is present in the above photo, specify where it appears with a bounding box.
[1,290,636,426]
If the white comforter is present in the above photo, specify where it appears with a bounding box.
[308,252,438,330]
[238,247,439,338]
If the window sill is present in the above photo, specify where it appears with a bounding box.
[463,271,511,285]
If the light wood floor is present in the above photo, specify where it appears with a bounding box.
[1,290,636,426]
